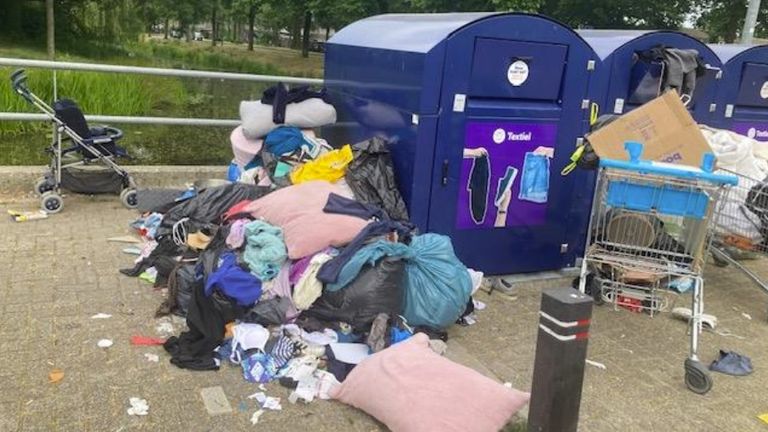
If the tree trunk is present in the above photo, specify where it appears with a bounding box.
[301,11,312,58]
[186,24,192,42]
[164,18,169,39]
[248,5,256,50]
[325,27,330,42]
[290,20,300,49]
[45,0,55,60]
[211,5,217,46]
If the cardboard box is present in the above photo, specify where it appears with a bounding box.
[587,91,712,167]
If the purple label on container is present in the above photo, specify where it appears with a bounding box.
[732,121,768,142]
[455,121,557,230]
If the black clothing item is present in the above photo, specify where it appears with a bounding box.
[305,257,405,332]
[163,284,244,371]
[119,239,181,278]
[324,345,357,382]
[317,194,413,284]
[260,83,328,124]
[468,155,490,224]
[345,137,410,222]
[635,46,705,102]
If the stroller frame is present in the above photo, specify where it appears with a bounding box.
[11,69,137,213]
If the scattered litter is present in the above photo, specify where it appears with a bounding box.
[250,409,264,425]
[122,247,142,255]
[97,339,113,348]
[155,319,175,337]
[108,235,141,244]
[262,396,282,411]
[48,369,64,384]
[671,307,718,330]
[428,339,448,356]
[503,382,512,389]
[239,401,248,412]
[247,392,267,404]
[472,299,487,311]
[758,413,768,424]
[144,353,159,362]
[329,343,370,365]
[127,397,149,416]
[200,386,233,416]
[715,329,746,340]
[258,384,266,391]
[586,359,607,370]
[131,336,166,346]
[91,313,112,319]
[742,312,752,321]
[8,209,48,222]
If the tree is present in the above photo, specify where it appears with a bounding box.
[542,0,692,29]
[46,0,55,59]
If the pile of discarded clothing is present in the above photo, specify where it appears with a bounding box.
[117,83,529,429]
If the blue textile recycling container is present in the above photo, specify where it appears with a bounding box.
[323,13,599,275]
[579,30,722,123]
[710,44,768,143]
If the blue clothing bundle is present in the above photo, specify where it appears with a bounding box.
[325,234,472,329]
[205,252,263,307]
[242,220,287,281]
[264,126,314,157]
[518,152,550,203]
[317,193,414,284]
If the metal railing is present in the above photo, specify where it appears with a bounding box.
[0,57,324,127]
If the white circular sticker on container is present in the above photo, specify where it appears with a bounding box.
[761,81,768,99]
[492,128,506,144]
[507,60,529,87]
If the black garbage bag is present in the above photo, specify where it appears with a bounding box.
[345,137,410,222]
[156,183,271,239]
[578,115,621,171]
[303,257,405,332]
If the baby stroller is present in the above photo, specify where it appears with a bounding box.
[11,69,137,213]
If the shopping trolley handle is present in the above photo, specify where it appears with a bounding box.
[10,69,34,103]
[599,141,739,186]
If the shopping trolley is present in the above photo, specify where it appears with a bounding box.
[711,168,768,315]
[578,141,737,395]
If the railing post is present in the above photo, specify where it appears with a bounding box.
[528,288,593,432]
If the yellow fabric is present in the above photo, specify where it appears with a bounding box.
[290,144,354,184]
[758,413,768,424]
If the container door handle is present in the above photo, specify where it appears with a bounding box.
[441,160,449,186]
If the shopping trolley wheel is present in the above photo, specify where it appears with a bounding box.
[34,176,53,196]
[684,358,713,395]
[120,188,138,209]
[40,191,63,214]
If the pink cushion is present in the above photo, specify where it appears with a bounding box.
[244,181,369,259]
[330,333,530,432]
[231,126,263,167]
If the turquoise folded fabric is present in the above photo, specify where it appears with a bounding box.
[242,220,288,281]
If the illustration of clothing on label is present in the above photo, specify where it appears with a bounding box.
[495,166,518,207]
[518,152,549,204]
[467,154,490,224]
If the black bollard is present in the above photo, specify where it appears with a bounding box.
[527,287,593,432]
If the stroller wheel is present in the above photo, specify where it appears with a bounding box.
[34,176,53,196]
[684,358,713,395]
[120,188,138,209]
[40,191,63,214]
